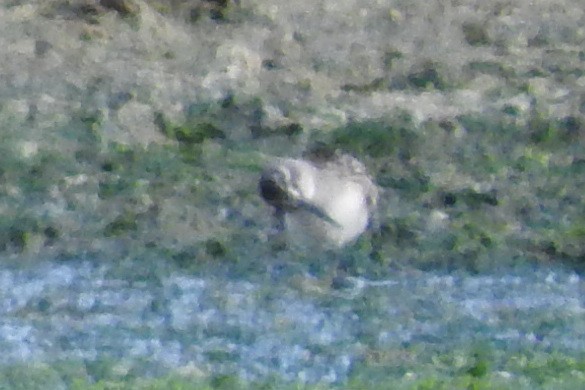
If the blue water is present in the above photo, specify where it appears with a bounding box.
[0,258,582,383]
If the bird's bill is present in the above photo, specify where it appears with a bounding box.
[295,199,342,228]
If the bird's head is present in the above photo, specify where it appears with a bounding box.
[259,160,316,211]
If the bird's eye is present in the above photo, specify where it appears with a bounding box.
[259,177,289,205]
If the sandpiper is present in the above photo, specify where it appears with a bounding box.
[259,147,378,251]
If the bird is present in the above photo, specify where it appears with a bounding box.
[259,146,378,252]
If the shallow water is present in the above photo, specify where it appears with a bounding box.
[0,257,583,383]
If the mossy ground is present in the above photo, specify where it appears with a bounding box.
[3,349,585,389]
[1,96,582,274]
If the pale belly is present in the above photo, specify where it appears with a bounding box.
[285,183,369,250]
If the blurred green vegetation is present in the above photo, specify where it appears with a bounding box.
[0,97,582,273]
[0,348,584,389]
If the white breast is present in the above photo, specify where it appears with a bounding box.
[261,153,378,251]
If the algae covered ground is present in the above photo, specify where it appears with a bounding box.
[1,102,582,274]
[2,349,585,389]
[0,0,584,388]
